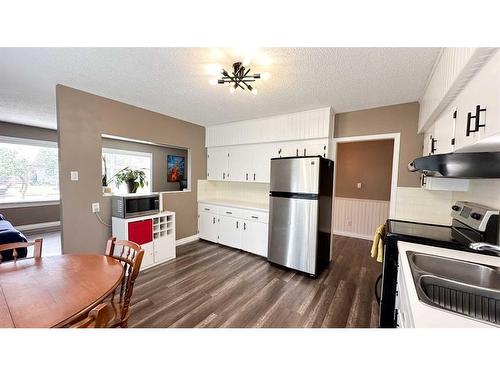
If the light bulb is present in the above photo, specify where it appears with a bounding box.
[261,72,271,80]
[229,86,236,94]
[252,88,258,95]
[209,78,218,85]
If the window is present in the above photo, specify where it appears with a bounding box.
[0,137,59,204]
[102,148,152,194]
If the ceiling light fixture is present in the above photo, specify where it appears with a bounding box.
[212,61,268,94]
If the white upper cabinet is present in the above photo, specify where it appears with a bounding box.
[421,48,500,153]
[418,48,496,132]
[427,107,456,155]
[453,50,500,152]
[251,143,275,183]
[422,125,435,156]
[227,145,252,182]
[205,108,335,183]
[207,147,228,181]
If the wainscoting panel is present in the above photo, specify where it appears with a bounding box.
[333,197,390,240]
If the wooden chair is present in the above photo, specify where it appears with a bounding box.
[105,237,144,328]
[0,239,43,264]
[71,302,115,328]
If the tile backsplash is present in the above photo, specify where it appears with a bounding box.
[198,180,270,204]
[393,187,453,225]
[453,179,500,210]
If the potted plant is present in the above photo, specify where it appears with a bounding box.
[114,168,148,193]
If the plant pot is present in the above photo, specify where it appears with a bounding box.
[126,181,138,193]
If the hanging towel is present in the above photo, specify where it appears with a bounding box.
[371,224,385,263]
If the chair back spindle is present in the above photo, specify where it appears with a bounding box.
[0,239,43,264]
[105,237,144,327]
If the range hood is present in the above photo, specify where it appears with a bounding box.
[408,152,500,178]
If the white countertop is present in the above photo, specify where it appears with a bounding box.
[398,241,500,328]
[198,199,269,212]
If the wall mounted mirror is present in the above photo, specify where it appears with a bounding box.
[101,134,190,195]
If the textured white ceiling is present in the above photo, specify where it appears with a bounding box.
[0,48,440,129]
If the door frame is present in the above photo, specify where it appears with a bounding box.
[330,132,400,219]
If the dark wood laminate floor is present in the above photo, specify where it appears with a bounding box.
[128,235,382,328]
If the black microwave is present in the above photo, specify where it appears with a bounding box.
[111,193,160,218]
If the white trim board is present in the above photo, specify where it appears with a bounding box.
[332,230,373,241]
[175,234,199,246]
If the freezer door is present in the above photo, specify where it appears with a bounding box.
[270,157,320,194]
[267,195,318,274]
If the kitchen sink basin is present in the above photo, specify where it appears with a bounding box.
[407,252,500,325]
[409,252,500,290]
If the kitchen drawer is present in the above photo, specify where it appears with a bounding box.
[218,206,245,218]
[198,203,219,214]
[242,210,269,223]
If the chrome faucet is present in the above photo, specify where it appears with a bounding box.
[469,242,500,257]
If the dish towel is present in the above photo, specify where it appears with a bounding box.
[371,224,385,263]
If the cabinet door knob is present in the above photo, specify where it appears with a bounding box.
[246,173,248,181]
[303,148,306,156]
[243,223,246,230]
[253,173,256,181]
[236,221,239,229]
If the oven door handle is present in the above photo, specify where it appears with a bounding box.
[375,273,382,304]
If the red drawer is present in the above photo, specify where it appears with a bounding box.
[128,219,153,245]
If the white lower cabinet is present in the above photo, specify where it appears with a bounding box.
[198,203,269,257]
[141,242,155,269]
[395,254,415,328]
[241,220,268,257]
[197,211,218,243]
[218,215,242,249]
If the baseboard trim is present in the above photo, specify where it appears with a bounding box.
[332,230,373,241]
[176,234,199,246]
[16,221,61,233]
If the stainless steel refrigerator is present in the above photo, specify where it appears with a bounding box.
[267,156,334,276]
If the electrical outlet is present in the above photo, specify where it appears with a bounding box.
[357,182,362,189]
[91,202,100,213]
[347,220,352,226]
[70,171,79,181]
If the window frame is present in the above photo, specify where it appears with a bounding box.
[101,147,153,194]
[0,135,60,208]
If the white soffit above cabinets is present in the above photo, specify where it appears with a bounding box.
[0,48,440,129]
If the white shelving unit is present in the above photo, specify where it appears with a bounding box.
[112,211,176,270]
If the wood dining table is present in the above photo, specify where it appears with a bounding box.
[0,253,124,328]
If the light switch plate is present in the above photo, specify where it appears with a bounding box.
[70,171,79,181]
[91,202,100,213]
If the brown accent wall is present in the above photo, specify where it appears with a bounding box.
[335,140,394,201]
[56,85,206,254]
[334,102,423,187]
[0,122,61,226]
[102,138,188,192]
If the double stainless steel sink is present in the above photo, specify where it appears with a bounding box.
[407,252,500,326]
